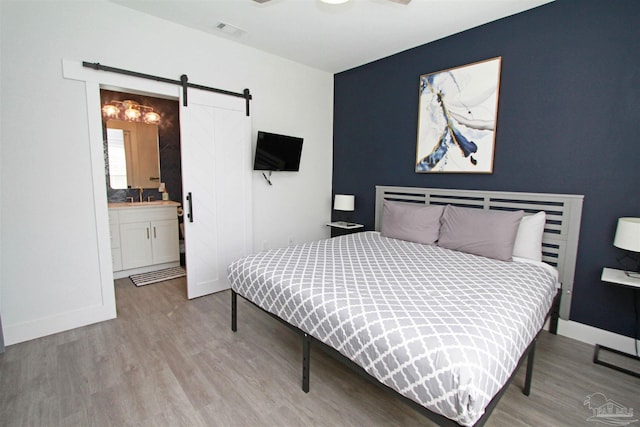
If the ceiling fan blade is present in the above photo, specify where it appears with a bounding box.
[252,0,272,3]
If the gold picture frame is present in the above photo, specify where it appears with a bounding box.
[415,57,502,173]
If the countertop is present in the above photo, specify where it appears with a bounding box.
[108,200,181,209]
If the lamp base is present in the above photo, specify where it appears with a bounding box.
[334,211,353,224]
[616,251,640,276]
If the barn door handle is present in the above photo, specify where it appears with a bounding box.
[187,192,194,223]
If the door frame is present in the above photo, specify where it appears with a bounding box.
[63,59,183,317]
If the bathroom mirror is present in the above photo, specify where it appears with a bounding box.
[106,119,160,189]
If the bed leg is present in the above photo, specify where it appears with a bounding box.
[549,289,561,335]
[302,333,311,393]
[231,290,237,332]
[523,339,536,396]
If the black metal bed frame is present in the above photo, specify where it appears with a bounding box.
[231,288,562,427]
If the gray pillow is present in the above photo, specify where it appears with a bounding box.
[381,201,444,245]
[438,205,524,261]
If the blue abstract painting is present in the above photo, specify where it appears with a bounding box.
[416,57,501,173]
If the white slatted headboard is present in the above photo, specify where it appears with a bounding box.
[375,186,584,320]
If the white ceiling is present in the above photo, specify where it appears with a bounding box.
[112,0,553,73]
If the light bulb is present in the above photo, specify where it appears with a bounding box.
[102,104,119,117]
[144,111,160,124]
[124,108,141,120]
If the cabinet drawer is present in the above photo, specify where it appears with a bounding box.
[118,206,177,224]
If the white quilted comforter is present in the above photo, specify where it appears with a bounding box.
[227,232,558,426]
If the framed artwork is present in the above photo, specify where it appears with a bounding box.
[415,57,502,173]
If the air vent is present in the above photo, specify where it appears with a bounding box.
[215,22,246,38]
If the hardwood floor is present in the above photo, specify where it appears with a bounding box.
[1,277,638,426]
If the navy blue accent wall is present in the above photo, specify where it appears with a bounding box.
[333,0,640,337]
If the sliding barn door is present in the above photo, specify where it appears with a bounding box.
[180,89,252,299]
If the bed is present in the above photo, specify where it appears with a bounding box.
[228,186,583,426]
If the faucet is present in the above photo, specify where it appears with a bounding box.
[138,187,143,203]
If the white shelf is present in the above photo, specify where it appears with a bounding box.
[326,221,364,230]
[601,267,640,289]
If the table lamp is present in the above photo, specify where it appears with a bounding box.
[334,194,355,225]
[613,217,640,276]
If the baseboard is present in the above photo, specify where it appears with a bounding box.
[3,303,117,346]
[556,319,639,354]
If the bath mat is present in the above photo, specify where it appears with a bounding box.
[129,267,185,287]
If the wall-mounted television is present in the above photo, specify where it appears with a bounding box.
[253,131,303,172]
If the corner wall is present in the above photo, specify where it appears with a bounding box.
[333,0,640,339]
[0,0,333,344]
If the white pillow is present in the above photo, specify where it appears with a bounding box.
[512,211,546,262]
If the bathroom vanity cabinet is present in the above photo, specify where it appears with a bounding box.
[108,201,180,278]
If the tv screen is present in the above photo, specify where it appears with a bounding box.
[253,131,303,171]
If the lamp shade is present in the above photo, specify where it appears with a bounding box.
[334,194,354,211]
[613,217,640,252]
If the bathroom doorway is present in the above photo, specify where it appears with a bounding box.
[101,90,183,208]
[64,59,252,314]
[100,89,187,294]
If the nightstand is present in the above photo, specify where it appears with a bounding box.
[326,221,364,237]
[592,267,640,378]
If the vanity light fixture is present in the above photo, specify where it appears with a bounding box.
[102,100,161,124]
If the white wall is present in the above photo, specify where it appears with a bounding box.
[0,0,4,352]
[0,0,334,345]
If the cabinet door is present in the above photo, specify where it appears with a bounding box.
[151,219,179,264]
[119,221,153,270]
